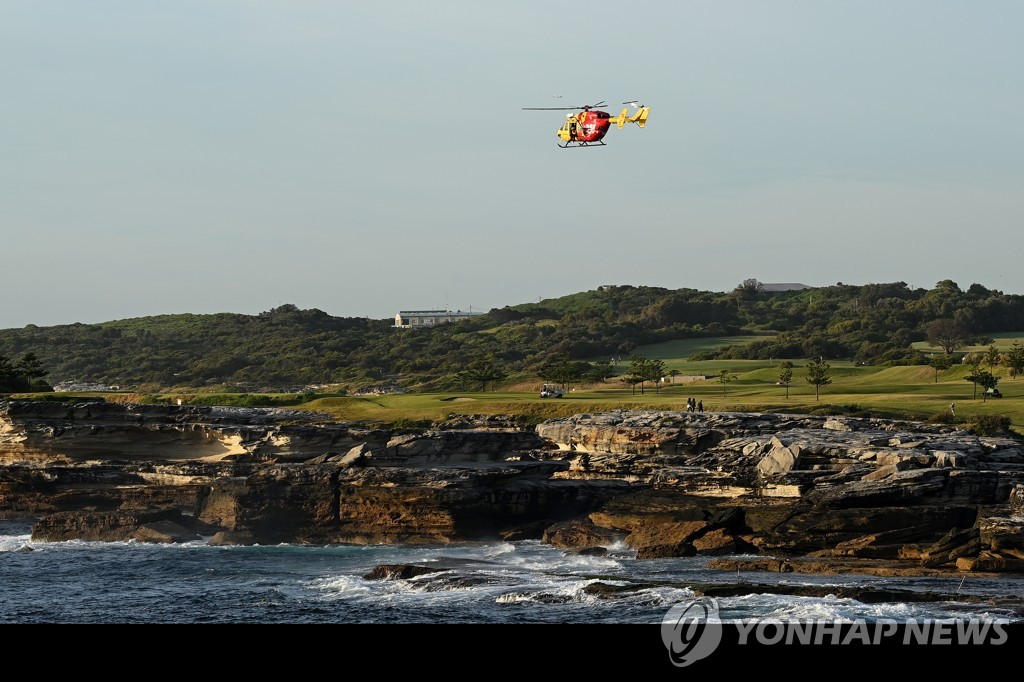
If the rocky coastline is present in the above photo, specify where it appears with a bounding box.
[3,399,1023,579]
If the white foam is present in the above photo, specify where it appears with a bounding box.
[0,534,34,553]
[312,574,378,599]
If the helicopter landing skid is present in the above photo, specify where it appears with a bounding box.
[558,140,607,149]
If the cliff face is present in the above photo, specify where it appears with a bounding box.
[3,400,1024,575]
[0,400,385,464]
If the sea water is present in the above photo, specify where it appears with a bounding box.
[2,519,1022,625]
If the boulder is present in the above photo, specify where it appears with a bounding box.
[757,442,802,476]
[133,519,203,543]
[542,518,623,550]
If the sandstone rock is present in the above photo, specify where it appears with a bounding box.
[1010,484,1024,513]
[576,547,609,556]
[31,510,200,543]
[756,443,802,476]
[500,520,553,541]
[334,443,372,467]
[636,542,696,559]
[6,401,1024,579]
[875,451,934,467]
[979,516,1024,552]
[692,528,753,555]
[207,530,258,546]
[133,519,202,543]
[807,469,949,508]
[955,551,1024,573]
[626,520,708,558]
[363,564,443,580]
[582,581,636,597]
[542,518,623,550]
[707,558,795,573]
[918,527,980,567]
[932,451,967,468]
[861,460,916,482]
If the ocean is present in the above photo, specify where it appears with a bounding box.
[3,518,1022,626]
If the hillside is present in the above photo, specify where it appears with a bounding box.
[2,280,1024,392]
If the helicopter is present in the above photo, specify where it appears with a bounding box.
[522,100,650,148]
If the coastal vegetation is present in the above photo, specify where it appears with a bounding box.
[3,279,1024,431]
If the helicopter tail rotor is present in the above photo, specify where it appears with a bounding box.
[629,105,650,128]
[609,105,651,129]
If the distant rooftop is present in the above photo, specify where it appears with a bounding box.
[760,283,812,292]
[397,309,484,316]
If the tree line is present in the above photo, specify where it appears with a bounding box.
[0,353,50,393]
[1,280,1024,392]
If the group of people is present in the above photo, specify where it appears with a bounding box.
[686,397,703,413]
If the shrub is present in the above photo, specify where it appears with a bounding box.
[808,404,864,417]
[389,418,434,432]
[13,394,103,403]
[966,414,1012,436]
[186,394,278,407]
[927,411,958,425]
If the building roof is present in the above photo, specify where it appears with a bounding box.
[760,283,812,292]
[397,309,484,316]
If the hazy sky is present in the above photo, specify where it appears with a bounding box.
[3,1,1022,328]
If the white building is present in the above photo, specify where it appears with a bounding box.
[393,309,485,328]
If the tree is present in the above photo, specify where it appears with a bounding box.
[585,359,614,384]
[926,318,970,355]
[928,354,952,383]
[777,361,794,398]
[621,373,642,395]
[645,358,667,394]
[538,353,581,391]
[964,366,987,400]
[0,354,15,391]
[1006,341,1024,379]
[978,371,1000,402]
[717,368,737,396]
[15,353,47,382]
[966,368,999,401]
[0,353,52,393]
[805,358,832,400]
[625,355,665,394]
[983,345,1002,374]
[459,356,508,392]
[735,278,764,298]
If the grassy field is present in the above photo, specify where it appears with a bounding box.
[294,333,1024,430]
[14,333,1024,434]
[286,363,1024,433]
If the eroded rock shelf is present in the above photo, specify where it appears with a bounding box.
[3,400,1023,577]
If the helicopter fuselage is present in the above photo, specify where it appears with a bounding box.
[559,110,612,145]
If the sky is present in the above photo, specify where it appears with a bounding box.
[3,1,1023,328]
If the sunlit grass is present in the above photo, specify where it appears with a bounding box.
[22,332,1024,435]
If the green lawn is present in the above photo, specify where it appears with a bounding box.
[291,371,1024,432]
[21,331,1024,434]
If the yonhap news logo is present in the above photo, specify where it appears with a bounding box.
[660,598,723,667]
[661,598,1010,666]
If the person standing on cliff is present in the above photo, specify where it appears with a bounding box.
[698,400,703,413]
[950,402,956,418]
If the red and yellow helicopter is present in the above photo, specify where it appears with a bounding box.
[522,100,650,148]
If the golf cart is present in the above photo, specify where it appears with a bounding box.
[540,384,564,398]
